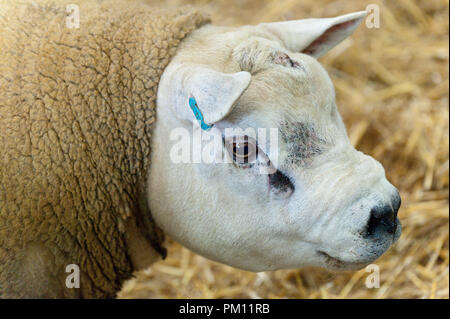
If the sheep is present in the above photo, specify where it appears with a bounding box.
[0,0,401,298]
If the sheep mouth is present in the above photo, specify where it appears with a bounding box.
[317,251,369,270]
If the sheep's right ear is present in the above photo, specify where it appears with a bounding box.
[160,64,251,127]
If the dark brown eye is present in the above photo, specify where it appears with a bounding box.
[224,136,257,164]
[232,141,251,160]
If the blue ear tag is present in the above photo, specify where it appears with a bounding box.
[189,96,214,131]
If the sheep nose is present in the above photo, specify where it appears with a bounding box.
[365,194,401,237]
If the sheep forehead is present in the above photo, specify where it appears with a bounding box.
[229,50,337,133]
[233,39,336,112]
[233,35,332,81]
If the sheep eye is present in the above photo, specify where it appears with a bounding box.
[232,141,251,161]
[224,136,257,165]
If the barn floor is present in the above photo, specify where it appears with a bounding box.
[118,0,449,299]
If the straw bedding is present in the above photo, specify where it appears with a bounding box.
[117,0,449,299]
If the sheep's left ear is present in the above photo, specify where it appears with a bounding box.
[256,11,367,58]
[159,63,251,126]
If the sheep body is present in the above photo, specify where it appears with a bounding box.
[0,0,208,298]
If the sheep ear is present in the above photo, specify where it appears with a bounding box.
[162,64,251,126]
[257,11,367,58]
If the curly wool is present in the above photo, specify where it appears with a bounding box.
[0,0,208,298]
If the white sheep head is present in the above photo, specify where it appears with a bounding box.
[150,11,401,271]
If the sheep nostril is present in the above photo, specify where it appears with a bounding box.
[365,205,398,237]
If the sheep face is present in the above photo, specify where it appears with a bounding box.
[149,11,401,271]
